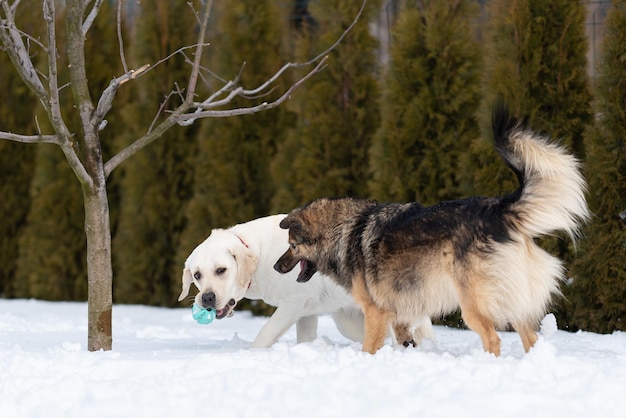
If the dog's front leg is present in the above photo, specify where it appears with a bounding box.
[351,274,392,354]
[362,308,393,354]
[392,322,416,347]
[251,304,300,348]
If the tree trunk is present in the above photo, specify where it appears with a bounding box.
[83,182,113,351]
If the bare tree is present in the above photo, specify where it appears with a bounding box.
[0,0,366,351]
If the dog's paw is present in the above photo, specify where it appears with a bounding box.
[402,339,416,348]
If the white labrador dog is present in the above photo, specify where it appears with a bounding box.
[178,214,366,348]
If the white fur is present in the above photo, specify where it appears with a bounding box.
[179,214,365,348]
[509,130,591,241]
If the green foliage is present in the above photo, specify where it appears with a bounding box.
[564,0,626,333]
[368,0,482,205]
[0,141,34,297]
[467,0,592,274]
[13,144,87,300]
[270,0,381,212]
[0,64,36,296]
[3,1,621,332]
[182,0,289,226]
[0,1,41,296]
[112,0,200,306]
[174,0,290,315]
[469,0,592,198]
[11,2,122,301]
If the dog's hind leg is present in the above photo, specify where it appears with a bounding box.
[296,315,318,344]
[351,274,392,354]
[331,308,365,343]
[513,322,538,353]
[392,323,416,347]
[459,299,501,356]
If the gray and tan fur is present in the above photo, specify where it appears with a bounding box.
[274,105,590,356]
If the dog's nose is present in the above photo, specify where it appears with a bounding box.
[201,291,216,308]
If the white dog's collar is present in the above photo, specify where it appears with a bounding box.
[236,234,249,249]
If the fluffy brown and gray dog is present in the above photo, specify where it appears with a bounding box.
[274,105,590,356]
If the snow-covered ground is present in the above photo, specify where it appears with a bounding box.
[1,299,625,418]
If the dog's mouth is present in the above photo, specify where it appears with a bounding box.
[216,298,237,319]
[297,259,317,283]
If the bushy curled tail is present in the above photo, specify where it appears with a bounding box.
[492,104,590,242]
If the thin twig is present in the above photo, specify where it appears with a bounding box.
[189,0,367,113]
[105,0,363,175]
[147,91,175,135]
[0,23,47,51]
[178,55,329,122]
[241,0,367,97]
[117,0,128,74]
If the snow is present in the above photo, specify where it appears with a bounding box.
[1,299,625,418]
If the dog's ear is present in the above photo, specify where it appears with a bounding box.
[230,245,257,289]
[178,267,193,301]
[280,215,304,237]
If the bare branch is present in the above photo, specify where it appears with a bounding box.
[43,0,93,187]
[183,0,213,104]
[0,131,59,144]
[104,111,181,177]
[9,0,21,13]
[306,0,367,67]
[105,0,363,176]
[43,0,69,138]
[116,0,128,74]
[185,0,367,119]
[187,1,202,26]
[177,55,329,122]
[241,0,366,97]
[82,0,104,35]
[147,90,176,135]
[136,43,210,79]
[103,0,214,176]
[0,0,49,102]
[0,21,46,51]
[91,64,150,127]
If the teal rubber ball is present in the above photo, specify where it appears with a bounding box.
[191,303,216,324]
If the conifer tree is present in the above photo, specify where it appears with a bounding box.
[112,1,201,306]
[0,2,42,297]
[469,0,592,197]
[184,0,289,229]
[14,145,87,300]
[270,0,380,212]
[466,0,592,275]
[0,12,37,295]
[0,138,34,297]
[175,0,290,314]
[564,0,626,333]
[368,0,481,205]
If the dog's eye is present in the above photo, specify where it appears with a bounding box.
[193,272,202,281]
[290,242,297,250]
[216,267,226,275]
